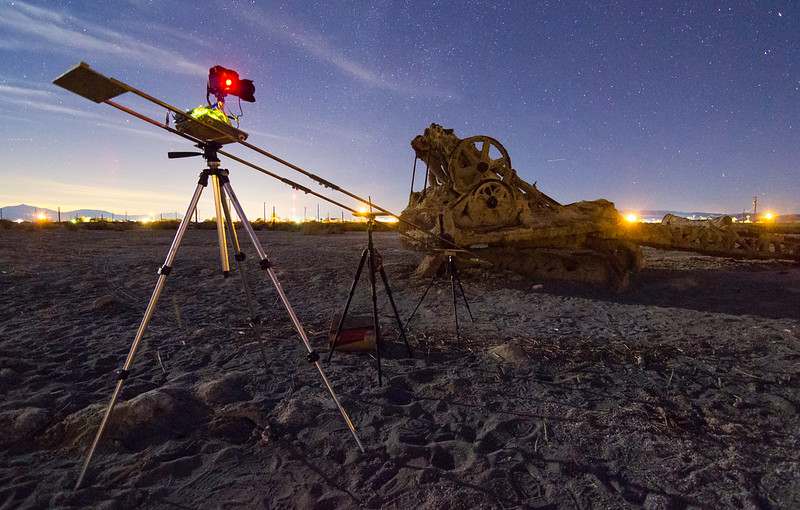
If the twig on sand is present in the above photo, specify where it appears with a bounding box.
[732,367,758,379]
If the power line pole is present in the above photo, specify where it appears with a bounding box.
[753,196,758,223]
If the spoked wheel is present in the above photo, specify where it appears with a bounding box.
[454,179,519,229]
[448,136,511,195]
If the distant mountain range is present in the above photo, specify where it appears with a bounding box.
[0,204,182,222]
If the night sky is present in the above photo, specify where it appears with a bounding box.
[2,1,798,220]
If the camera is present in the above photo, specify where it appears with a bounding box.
[207,66,255,102]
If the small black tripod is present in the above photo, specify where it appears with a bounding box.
[327,213,412,386]
[404,249,474,342]
[75,141,363,490]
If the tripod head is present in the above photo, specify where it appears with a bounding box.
[168,141,223,165]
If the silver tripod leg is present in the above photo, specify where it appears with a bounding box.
[221,180,365,452]
[215,179,270,368]
[75,178,206,490]
[211,174,230,277]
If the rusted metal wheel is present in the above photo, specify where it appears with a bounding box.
[454,179,519,229]
[448,136,511,194]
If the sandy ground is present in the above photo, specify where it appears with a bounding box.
[1,227,798,509]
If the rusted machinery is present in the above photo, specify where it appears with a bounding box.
[629,214,800,261]
[400,124,643,288]
[400,124,799,288]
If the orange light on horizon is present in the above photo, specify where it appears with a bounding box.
[625,213,638,223]
[37,213,47,221]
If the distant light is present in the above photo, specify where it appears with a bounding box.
[383,217,399,223]
[764,212,773,221]
[625,214,638,223]
[358,206,368,214]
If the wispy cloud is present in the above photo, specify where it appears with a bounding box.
[240,8,454,100]
[244,127,313,146]
[0,84,51,97]
[1,1,207,76]
[2,85,176,140]
[275,26,384,87]
[94,121,175,142]
[3,93,107,119]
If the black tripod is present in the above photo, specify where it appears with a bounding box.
[75,142,363,490]
[327,213,412,386]
[404,249,474,342]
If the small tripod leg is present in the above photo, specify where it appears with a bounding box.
[402,263,440,334]
[378,265,413,356]
[328,249,368,361]
[221,180,364,452]
[448,256,461,341]
[448,255,474,342]
[76,175,208,490]
[450,255,474,322]
[367,249,383,386]
[217,182,269,368]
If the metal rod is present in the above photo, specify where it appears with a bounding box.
[410,156,418,197]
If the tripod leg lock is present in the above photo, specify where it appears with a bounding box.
[259,258,272,270]
[216,169,231,185]
[235,252,246,262]
[306,351,320,363]
[197,171,211,187]
[158,265,172,276]
[116,369,130,380]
